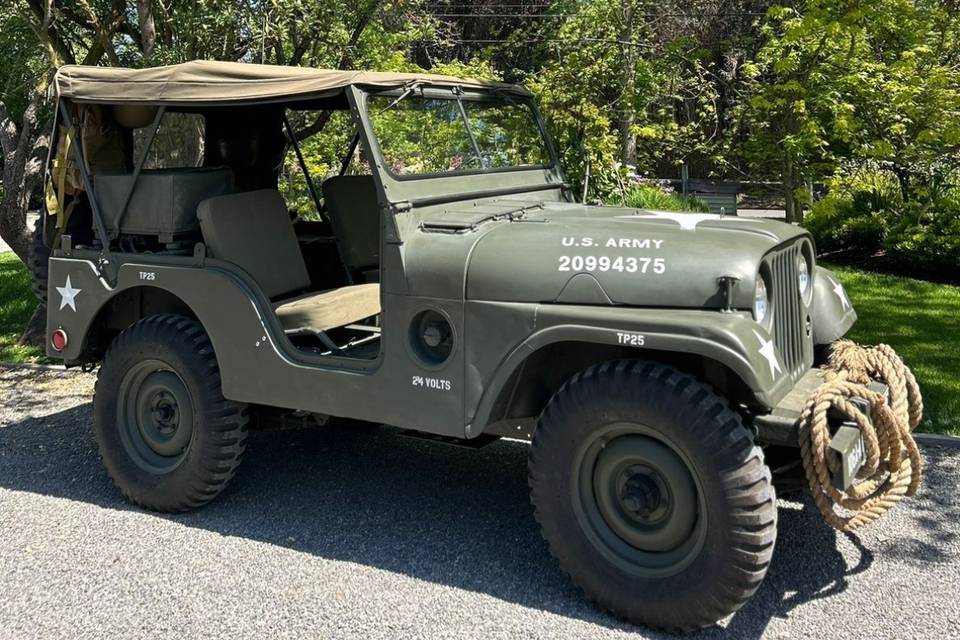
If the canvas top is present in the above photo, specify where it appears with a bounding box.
[54,60,530,106]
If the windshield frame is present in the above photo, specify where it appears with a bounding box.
[361,85,559,182]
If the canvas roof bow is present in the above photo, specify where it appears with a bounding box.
[54,60,531,106]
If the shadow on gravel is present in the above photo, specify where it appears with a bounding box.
[0,403,918,637]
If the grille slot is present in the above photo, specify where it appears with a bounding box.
[769,244,806,377]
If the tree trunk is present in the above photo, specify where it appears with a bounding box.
[0,93,49,264]
[137,0,157,60]
[17,304,47,349]
[617,0,637,167]
[783,154,797,224]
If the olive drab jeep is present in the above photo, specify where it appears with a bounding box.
[39,61,879,632]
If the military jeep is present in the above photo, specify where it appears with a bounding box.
[41,61,861,631]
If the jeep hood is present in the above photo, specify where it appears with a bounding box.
[463,202,808,309]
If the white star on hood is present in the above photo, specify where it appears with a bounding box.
[56,275,82,312]
[753,330,782,379]
[627,210,764,231]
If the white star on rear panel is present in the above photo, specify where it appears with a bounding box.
[56,275,82,312]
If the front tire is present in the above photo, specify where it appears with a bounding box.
[529,360,776,632]
[94,314,249,512]
[28,216,51,304]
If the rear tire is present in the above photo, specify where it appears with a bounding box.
[94,314,249,512]
[529,360,777,632]
[28,217,51,304]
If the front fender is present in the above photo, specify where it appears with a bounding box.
[467,303,806,432]
[811,266,857,345]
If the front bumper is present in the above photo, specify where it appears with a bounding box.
[751,367,884,490]
[751,367,824,447]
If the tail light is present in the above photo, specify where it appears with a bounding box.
[51,328,68,351]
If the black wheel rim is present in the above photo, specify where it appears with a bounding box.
[574,423,706,577]
[117,360,195,474]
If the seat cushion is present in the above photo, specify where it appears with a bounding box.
[274,283,380,333]
[197,189,310,299]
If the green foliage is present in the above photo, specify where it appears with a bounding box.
[804,171,901,253]
[0,6,47,121]
[884,197,960,271]
[745,0,960,224]
[519,1,732,201]
[0,253,43,363]
[805,169,960,272]
[829,263,960,435]
[621,185,709,213]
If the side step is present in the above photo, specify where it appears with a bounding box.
[393,429,501,449]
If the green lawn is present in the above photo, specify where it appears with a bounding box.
[0,252,957,434]
[825,263,960,436]
[0,252,44,363]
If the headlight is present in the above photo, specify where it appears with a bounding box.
[797,254,810,295]
[754,277,768,323]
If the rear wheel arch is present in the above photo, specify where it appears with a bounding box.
[77,285,201,364]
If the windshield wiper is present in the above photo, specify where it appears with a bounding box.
[377,80,423,114]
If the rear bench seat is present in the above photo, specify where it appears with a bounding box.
[196,189,380,334]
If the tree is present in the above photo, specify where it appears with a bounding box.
[740,3,855,223]
[742,1,960,223]
[0,4,52,263]
[0,0,434,348]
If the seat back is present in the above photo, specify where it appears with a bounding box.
[96,167,235,240]
[197,190,310,299]
[321,175,381,276]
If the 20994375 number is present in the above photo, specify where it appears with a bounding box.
[558,255,666,274]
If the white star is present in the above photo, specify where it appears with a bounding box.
[753,330,782,379]
[828,276,850,310]
[623,210,764,231]
[56,275,82,312]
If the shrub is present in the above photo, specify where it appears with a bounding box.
[884,199,960,272]
[804,195,887,253]
[621,184,709,212]
[804,171,900,254]
[806,171,960,272]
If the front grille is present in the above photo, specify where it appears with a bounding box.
[768,243,808,378]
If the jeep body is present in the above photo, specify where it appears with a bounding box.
[40,61,858,631]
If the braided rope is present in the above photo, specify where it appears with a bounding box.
[798,340,924,531]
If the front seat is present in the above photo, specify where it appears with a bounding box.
[321,175,381,282]
[197,189,380,334]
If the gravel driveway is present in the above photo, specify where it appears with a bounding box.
[1,365,958,639]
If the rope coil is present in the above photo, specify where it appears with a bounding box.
[798,340,923,531]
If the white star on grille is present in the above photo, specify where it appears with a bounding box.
[56,275,82,312]
[753,330,782,379]
[829,276,850,310]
